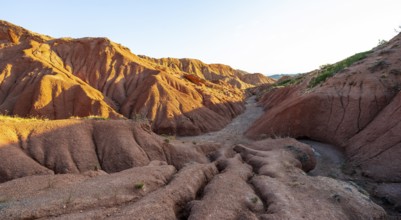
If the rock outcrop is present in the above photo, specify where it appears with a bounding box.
[139,56,275,89]
[0,136,386,219]
[0,19,390,219]
[246,32,401,209]
[0,20,274,135]
[0,117,219,183]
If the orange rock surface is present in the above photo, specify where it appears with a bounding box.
[0,20,274,135]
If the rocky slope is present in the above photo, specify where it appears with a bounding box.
[0,20,274,135]
[0,19,391,218]
[0,117,221,183]
[139,56,275,89]
[246,33,401,211]
[0,118,386,219]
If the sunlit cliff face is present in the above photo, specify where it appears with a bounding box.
[0,20,274,136]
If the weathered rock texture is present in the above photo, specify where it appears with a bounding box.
[247,33,401,183]
[0,118,219,183]
[0,19,389,219]
[245,33,401,214]
[0,136,386,219]
[0,20,274,135]
[139,56,275,89]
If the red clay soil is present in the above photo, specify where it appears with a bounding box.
[0,113,387,219]
[0,130,386,219]
[0,20,274,136]
[139,56,275,89]
[0,19,391,219]
[0,118,219,183]
[246,33,401,183]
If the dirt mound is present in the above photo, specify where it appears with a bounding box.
[0,19,389,218]
[0,118,219,183]
[0,137,386,219]
[231,139,385,219]
[0,20,275,135]
[246,33,401,183]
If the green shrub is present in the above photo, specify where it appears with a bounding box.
[276,78,292,86]
[0,197,8,204]
[0,114,46,122]
[377,39,387,46]
[256,74,305,100]
[134,182,145,190]
[273,74,304,87]
[83,115,109,120]
[308,50,372,88]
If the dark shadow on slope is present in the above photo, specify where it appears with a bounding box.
[0,118,219,183]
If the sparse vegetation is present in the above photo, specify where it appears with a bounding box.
[0,114,47,122]
[288,181,302,187]
[274,74,304,87]
[134,182,145,190]
[328,172,339,179]
[65,191,74,207]
[69,115,116,120]
[46,177,56,189]
[308,50,372,88]
[192,141,197,145]
[0,197,7,204]
[395,25,401,33]
[377,39,388,46]
[93,165,99,171]
[255,74,305,100]
[132,113,150,123]
[347,181,370,197]
[368,60,390,72]
[250,196,259,204]
[82,115,109,120]
[161,134,175,144]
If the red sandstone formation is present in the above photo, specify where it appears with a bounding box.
[246,33,401,184]
[0,20,273,135]
[0,127,386,219]
[0,118,222,183]
[139,56,275,89]
[0,20,393,218]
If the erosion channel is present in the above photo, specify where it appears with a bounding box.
[0,96,387,219]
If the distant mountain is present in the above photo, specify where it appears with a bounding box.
[0,20,274,136]
[139,56,275,89]
[269,73,296,80]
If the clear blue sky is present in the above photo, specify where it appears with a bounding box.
[2,0,401,74]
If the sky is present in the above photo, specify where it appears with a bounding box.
[1,0,401,75]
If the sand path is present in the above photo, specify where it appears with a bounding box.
[177,95,263,146]
[299,139,346,177]
[178,96,347,177]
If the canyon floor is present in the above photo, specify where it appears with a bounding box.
[176,96,264,147]
[0,19,399,219]
[0,96,389,219]
[178,96,346,179]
